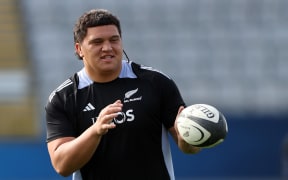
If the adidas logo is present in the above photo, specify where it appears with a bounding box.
[83,103,95,112]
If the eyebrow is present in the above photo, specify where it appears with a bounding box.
[88,38,102,44]
[88,35,120,44]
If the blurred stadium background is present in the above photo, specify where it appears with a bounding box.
[0,0,287,179]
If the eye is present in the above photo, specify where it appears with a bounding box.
[94,39,103,44]
[110,36,120,43]
[89,38,103,45]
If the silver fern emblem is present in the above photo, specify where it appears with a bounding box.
[125,88,138,99]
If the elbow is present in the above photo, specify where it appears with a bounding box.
[182,146,202,154]
[52,161,75,177]
[55,166,74,177]
[178,139,202,154]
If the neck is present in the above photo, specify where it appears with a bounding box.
[85,67,121,83]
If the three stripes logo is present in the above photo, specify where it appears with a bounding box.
[83,103,95,112]
[49,79,73,102]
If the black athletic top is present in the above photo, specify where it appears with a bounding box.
[45,60,185,180]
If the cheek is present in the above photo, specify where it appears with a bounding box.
[84,46,100,56]
[114,45,123,54]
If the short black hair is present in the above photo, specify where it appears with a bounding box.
[73,9,122,60]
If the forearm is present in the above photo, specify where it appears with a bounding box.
[49,126,102,176]
[48,100,122,176]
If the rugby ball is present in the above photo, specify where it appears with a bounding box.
[176,104,228,148]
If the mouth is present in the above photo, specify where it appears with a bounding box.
[100,55,114,60]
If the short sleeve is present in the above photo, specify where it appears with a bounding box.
[45,85,77,142]
[155,73,186,129]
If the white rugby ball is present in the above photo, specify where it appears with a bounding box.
[177,104,228,148]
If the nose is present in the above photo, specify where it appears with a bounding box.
[102,42,112,51]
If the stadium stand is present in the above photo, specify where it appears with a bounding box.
[21,0,288,116]
[0,0,37,136]
[0,0,287,179]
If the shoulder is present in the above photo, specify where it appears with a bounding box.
[130,62,181,98]
[131,61,172,81]
[47,75,77,105]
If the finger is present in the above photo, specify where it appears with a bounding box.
[106,106,122,115]
[105,122,116,129]
[175,106,185,135]
[178,106,185,115]
[98,123,116,135]
[114,99,122,104]
[102,112,120,124]
[98,105,122,119]
[175,106,185,122]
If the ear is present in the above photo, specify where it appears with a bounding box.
[75,43,84,58]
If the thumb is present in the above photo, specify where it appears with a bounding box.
[177,106,185,115]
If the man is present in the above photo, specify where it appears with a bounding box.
[45,9,201,180]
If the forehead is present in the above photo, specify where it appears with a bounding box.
[86,25,120,39]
